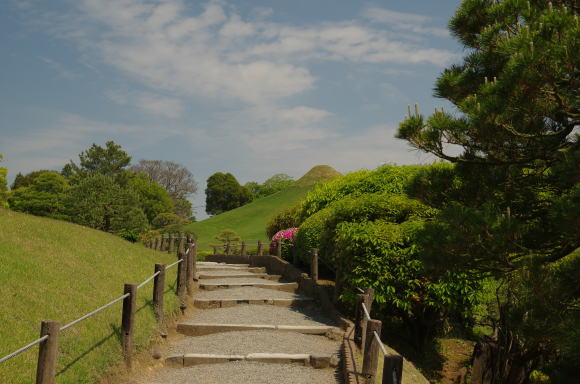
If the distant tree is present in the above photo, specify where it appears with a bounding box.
[65,173,148,234]
[8,171,70,219]
[130,159,197,218]
[214,229,241,245]
[124,172,174,223]
[245,173,294,199]
[10,170,53,190]
[62,141,131,181]
[205,172,252,215]
[0,154,8,205]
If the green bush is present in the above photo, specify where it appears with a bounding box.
[266,204,301,238]
[299,164,423,220]
[295,206,334,265]
[152,212,189,229]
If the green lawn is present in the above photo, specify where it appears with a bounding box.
[187,185,313,250]
[0,208,181,384]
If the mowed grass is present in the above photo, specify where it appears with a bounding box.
[187,185,313,250]
[0,208,181,384]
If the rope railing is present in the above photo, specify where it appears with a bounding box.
[60,293,130,332]
[1,238,198,381]
[361,302,371,321]
[0,335,49,364]
[374,330,388,355]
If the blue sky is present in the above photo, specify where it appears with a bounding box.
[1,0,463,218]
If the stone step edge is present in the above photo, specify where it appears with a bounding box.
[197,263,249,267]
[176,323,339,337]
[196,267,266,273]
[193,297,314,309]
[165,353,338,369]
[199,282,298,292]
[196,274,281,280]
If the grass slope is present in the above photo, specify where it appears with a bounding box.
[0,209,181,384]
[187,185,312,250]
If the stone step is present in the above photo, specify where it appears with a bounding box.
[193,297,314,309]
[196,273,281,281]
[196,266,266,273]
[199,281,298,292]
[165,353,337,368]
[176,323,339,337]
[197,262,250,267]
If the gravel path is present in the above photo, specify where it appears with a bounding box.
[195,287,305,300]
[130,361,341,384]
[183,305,336,326]
[199,277,283,285]
[167,330,340,356]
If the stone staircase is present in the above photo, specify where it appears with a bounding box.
[129,261,343,384]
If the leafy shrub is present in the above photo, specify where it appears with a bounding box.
[299,164,423,220]
[266,204,301,238]
[118,231,139,243]
[152,212,189,229]
[270,228,298,260]
[295,206,334,264]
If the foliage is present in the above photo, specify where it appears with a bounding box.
[7,171,70,220]
[151,212,189,229]
[130,159,197,218]
[245,173,295,199]
[118,231,139,243]
[124,172,174,223]
[205,172,252,215]
[0,154,8,206]
[334,219,480,351]
[214,229,241,245]
[270,228,298,260]
[396,0,579,381]
[65,174,149,235]
[10,169,53,190]
[265,204,301,238]
[298,164,423,220]
[62,141,131,181]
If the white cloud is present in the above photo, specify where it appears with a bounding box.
[361,7,450,38]
[107,90,185,118]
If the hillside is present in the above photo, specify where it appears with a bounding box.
[0,209,181,384]
[188,165,341,250]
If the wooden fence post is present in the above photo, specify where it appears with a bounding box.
[311,248,319,282]
[36,320,60,384]
[241,241,246,256]
[121,283,137,369]
[225,243,231,256]
[192,243,197,280]
[153,264,165,331]
[355,294,365,346]
[382,354,403,384]
[168,233,174,253]
[153,237,159,251]
[186,242,194,295]
[276,238,282,258]
[176,252,186,312]
[361,288,375,353]
[178,233,185,255]
[362,319,382,384]
[213,246,218,256]
[257,241,263,256]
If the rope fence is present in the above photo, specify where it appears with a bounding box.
[0,238,198,384]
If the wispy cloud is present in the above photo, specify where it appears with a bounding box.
[361,7,450,38]
[107,90,185,119]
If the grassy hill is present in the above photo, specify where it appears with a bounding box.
[188,165,341,250]
[0,209,181,384]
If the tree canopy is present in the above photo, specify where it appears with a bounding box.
[205,172,252,215]
[0,154,8,206]
[8,171,70,219]
[62,141,131,180]
[245,173,294,199]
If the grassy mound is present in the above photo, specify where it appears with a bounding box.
[187,165,341,251]
[0,209,181,384]
[187,185,312,250]
[295,165,341,187]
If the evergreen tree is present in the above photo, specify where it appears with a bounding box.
[397,1,578,382]
[205,172,252,215]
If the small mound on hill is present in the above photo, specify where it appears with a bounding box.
[295,165,341,187]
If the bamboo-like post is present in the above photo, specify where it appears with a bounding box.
[36,320,60,384]
[311,248,319,282]
[176,252,187,312]
[362,319,382,384]
[382,354,403,384]
[355,294,365,346]
[153,264,165,330]
[240,241,246,256]
[121,283,137,369]
[257,240,263,256]
[276,238,282,258]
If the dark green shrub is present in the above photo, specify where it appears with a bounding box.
[118,231,139,243]
[266,205,301,238]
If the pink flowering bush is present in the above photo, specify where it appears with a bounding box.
[269,227,298,260]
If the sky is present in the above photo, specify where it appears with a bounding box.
[1,0,464,219]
